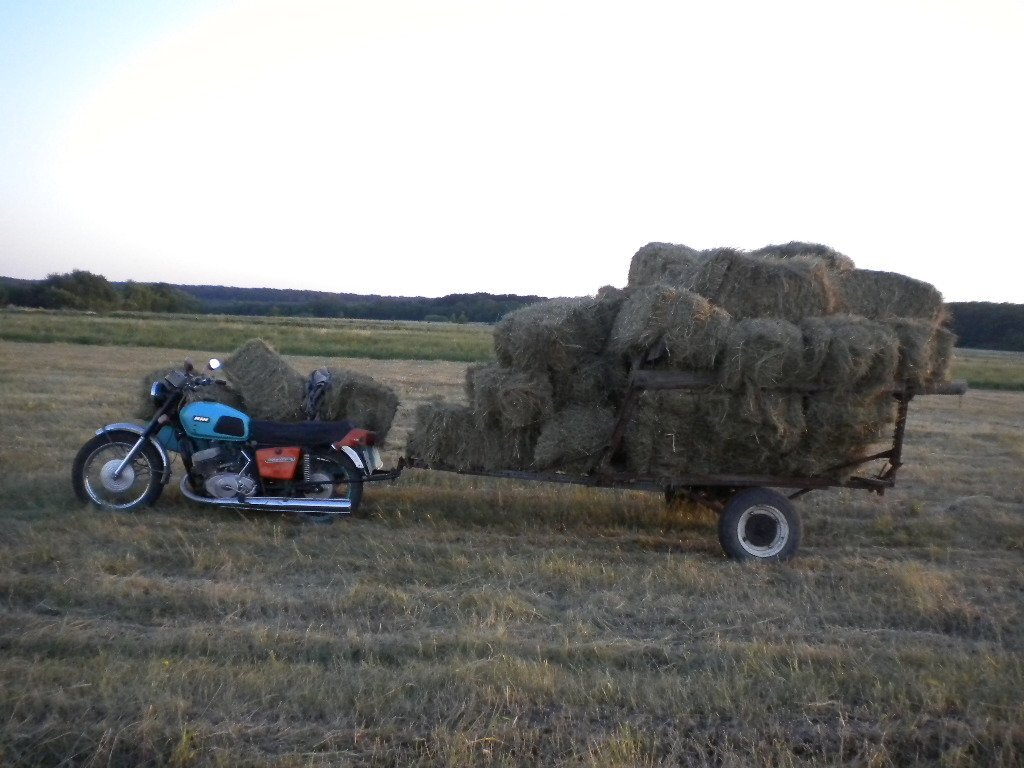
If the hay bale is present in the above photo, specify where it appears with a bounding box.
[533,405,615,473]
[406,402,477,469]
[928,326,956,385]
[800,316,899,391]
[750,242,855,271]
[885,319,938,389]
[608,283,733,370]
[718,319,807,390]
[317,368,399,439]
[468,364,553,429]
[406,401,536,471]
[222,339,306,421]
[627,242,707,288]
[791,392,897,479]
[494,292,623,373]
[549,355,628,409]
[625,390,805,477]
[688,249,839,321]
[837,269,945,322]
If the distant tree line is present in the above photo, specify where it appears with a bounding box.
[3,272,1022,348]
[947,302,1024,352]
[1,271,200,313]
[1,271,542,324]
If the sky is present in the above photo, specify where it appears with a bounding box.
[1,0,1022,301]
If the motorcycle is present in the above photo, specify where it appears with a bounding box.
[72,358,396,520]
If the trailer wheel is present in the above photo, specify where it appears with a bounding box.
[718,488,801,562]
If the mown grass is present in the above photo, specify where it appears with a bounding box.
[0,309,495,362]
[1,339,1023,766]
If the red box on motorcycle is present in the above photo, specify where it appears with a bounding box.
[256,446,302,480]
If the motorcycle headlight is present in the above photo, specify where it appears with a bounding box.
[150,380,170,407]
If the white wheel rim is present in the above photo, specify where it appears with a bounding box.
[737,504,789,558]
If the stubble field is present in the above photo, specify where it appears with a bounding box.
[1,334,1022,767]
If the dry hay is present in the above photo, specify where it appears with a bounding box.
[608,283,733,370]
[800,316,899,391]
[134,367,245,420]
[790,392,897,480]
[549,355,628,409]
[533,405,615,473]
[688,249,839,321]
[493,292,625,373]
[837,269,945,322]
[929,326,956,385]
[718,319,807,390]
[406,402,477,470]
[222,339,306,421]
[627,242,707,288]
[624,390,806,477]
[749,241,855,271]
[468,364,553,429]
[406,401,536,471]
[315,368,399,439]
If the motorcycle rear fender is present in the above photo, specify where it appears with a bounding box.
[96,423,173,486]
[339,445,370,474]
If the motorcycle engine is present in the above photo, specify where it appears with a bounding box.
[192,445,258,499]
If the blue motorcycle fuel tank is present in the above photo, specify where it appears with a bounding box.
[180,402,250,441]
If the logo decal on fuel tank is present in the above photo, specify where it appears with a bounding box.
[264,456,296,464]
[192,415,211,423]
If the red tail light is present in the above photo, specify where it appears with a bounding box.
[335,428,377,449]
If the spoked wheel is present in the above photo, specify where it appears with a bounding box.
[717,487,801,562]
[295,454,364,524]
[72,430,165,512]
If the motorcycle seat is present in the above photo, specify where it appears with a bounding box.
[249,419,355,447]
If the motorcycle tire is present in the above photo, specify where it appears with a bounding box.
[72,430,165,512]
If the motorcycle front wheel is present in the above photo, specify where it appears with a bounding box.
[72,430,165,511]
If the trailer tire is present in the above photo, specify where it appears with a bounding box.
[718,488,800,562]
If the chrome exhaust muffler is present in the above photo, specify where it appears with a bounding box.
[179,478,352,513]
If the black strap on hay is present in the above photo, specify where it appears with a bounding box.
[302,367,332,421]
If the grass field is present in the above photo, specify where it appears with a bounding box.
[1,335,1023,766]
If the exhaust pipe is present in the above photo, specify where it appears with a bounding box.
[179,478,353,513]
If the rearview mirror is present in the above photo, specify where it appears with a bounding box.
[208,358,222,371]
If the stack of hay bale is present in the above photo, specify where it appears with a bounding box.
[137,338,399,439]
[407,242,954,480]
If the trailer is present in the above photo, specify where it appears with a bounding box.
[402,366,968,562]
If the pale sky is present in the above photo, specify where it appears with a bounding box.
[1,0,1022,301]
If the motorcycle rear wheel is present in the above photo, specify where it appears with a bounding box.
[298,454,363,524]
[72,431,164,511]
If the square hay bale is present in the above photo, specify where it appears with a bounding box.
[749,242,855,271]
[790,392,897,480]
[533,405,615,473]
[406,402,477,469]
[800,316,900,391]
[627,242,707,288]
[493,292,624,374]
[885,318,939,389]
[718,319,807,390]
[837,269,946,322]
[928,326,956,386]
[687,249,839,321]
[406,401,536,471]
[624,390,806,477]
[316,368,399,439]
[223,339,306,421]
[549,355,628,409]
[608,283,733,371]
[468,364,554,430]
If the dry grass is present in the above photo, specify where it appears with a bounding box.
[1,340,1022,766]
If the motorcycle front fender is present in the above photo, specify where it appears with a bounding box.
[95,423,174,486]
